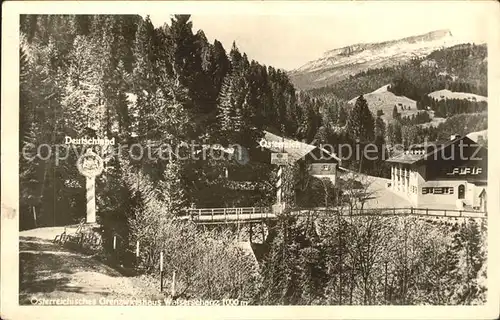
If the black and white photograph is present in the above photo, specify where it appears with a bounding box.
[2,1,500,319]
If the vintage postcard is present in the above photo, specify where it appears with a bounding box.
[1,1,500,319]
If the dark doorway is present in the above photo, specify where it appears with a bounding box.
[458,184,465,199]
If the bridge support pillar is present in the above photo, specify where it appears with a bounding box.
[237,220,240,241]
[249,223,253,243]
[261,221,265,243]
[264,220,278,244]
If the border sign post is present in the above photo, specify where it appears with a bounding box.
[76,148,104,224]
[271,152,288,215]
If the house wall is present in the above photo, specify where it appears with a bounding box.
[390,164,485,209]
[388,138,487,209]
[308,163,336,176]
[415,180,465,207]
[308,163,337,187]
[390,163,418,203]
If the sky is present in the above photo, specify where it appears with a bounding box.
[144,1,492,71]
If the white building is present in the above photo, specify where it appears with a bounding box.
[387,135,487,211]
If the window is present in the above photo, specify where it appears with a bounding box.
[433,187,443,194]
[422,187,454,195]
[458,184,465,199]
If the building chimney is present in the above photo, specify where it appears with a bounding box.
[450,134,461,140]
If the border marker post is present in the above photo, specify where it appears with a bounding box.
[76,148,104,224]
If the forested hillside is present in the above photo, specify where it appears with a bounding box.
[257,214,486,305]
[19,15,324,145]
[19,14,333,230]
[308,43,487,102]
[307,44,488,148]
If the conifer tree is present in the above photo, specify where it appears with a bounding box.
[229,41,243,74]
[132,16,157,94]
[375,116,386,140]
[62,35,105,136]
[216,73,245,144]
[392,105,399,119]
[338,105,348,126]
[158,160,187,216]
[387,121,403,145]
[346,95,375,143]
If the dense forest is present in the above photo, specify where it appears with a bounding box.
[256,214,486,305]
[386,113,487,147]
[19,14,305,228]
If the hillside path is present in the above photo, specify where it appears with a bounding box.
[19,227,162,305]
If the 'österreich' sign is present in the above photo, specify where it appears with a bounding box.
[271,153,288,165]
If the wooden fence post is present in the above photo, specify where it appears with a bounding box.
[160,251,164,292]
[80,233,84,247]
[237,209,240,241]
[384,261,388,304]
[33,206,37,228]
[171,270,176,297]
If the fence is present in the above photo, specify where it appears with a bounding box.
[296,207,487,219]
[187,206,486,223]
[187,207,273,223]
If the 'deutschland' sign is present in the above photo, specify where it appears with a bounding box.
[65,136,115,146]
[76,149,104,178]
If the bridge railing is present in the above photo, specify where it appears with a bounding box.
[187,207,273,222]
[185,206,486,223]
[295,207,487,218]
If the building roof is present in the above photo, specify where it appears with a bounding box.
[260,131,341,164]
[260,131,314,161]
[386,135,482,164]
[385,152,423,164]
[145,130,341,165]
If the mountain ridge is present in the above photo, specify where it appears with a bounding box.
[289,29,463,90]
[321,29,453,61]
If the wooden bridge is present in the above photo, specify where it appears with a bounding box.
[186,207,275,224]
[185,206,486,224]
